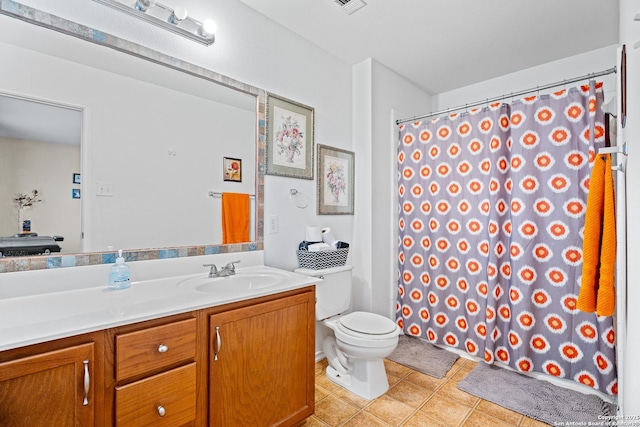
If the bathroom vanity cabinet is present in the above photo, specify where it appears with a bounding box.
[0,335,98,427]
[209,291,315,426]
[0,286,315,427]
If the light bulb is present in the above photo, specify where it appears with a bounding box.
[199,19,217,38]
[134,0,154,12]
[168,5,188,24]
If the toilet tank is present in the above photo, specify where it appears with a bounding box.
[294,264,354,320]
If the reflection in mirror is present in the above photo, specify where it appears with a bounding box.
[0,94,83,255]
[0,2,265,270]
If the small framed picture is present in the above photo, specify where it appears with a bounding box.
[266,93,314,180]
[73,173,81,184]
[223,157,242,182]
[317,144,355,215]
[72,189,81,199]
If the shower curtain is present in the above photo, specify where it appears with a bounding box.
[396,82,617,395]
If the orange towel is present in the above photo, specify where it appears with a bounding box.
[221,192,250,244]
[577,154,616,316]
[596,154,616,316]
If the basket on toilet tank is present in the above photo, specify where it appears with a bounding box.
[296,247,349,269]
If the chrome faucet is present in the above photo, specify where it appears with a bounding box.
[203,263,218,278]
[203,260,240,278]
[219,260,240,277]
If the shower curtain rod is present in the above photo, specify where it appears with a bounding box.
[396,66,617,125]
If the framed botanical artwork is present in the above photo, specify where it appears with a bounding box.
[317,144,355,215]
[266,93,314,179]
[223,157,242,182]
[72,173,81,184]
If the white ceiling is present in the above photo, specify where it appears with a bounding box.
[237,0,619,94]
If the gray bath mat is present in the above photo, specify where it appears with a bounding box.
[387,335,459,378]
[458,363,616,424]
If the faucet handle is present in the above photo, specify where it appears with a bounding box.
[224,260,241,273]
[203,263,218,277]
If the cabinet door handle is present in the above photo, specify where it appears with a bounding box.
[214,326,221,361]
[158,344,169,353]
[157,405,166,417]
[82,359,90,406]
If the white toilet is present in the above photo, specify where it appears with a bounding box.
[295,265,401,400]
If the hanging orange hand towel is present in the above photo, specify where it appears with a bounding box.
[577,154,616,316]
[596,154,616,316]
[221,192,250,244]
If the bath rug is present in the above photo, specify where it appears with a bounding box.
[386,335,459,378]
[458,363,616,425]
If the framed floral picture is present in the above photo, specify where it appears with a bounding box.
[223,157,242,182]
[266,93,314,179]
[317,144,355,215]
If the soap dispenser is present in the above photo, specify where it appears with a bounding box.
[108,249,131,290]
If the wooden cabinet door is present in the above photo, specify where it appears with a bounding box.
[0,342,94,427]
[209,291,315,427]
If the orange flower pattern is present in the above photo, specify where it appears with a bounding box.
[396,82,616,395]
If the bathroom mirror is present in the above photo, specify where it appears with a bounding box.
[0,2,265,270]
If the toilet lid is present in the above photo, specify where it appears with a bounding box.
[338,312,398,335]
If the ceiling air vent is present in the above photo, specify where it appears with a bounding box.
[334,0,366,15]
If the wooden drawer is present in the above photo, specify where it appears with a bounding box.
[115,318,196,381]
[115,362,196,427]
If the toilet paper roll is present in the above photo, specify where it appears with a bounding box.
[305,226,323,242]
[322,227,337,245]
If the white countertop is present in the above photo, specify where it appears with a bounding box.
[0,264,318,352]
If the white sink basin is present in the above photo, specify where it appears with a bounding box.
[177,271,289,293]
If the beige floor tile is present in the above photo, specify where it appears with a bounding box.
[400,411,448,427]
[316,384,330,403]
[462,409,515,427]
[384,359,413,378]
[301,415,331,426]
[521,416,552,426]
[475,400,523,425]
[314,394,360,427]
[315,372,341,392]
[404,371,447,391]
[331,386,371,409]
[386,379,434,408]
[419,393,473,426]
[342,411,391,427]
[387,372,403,388]
[451,364,474,383]
[364,395,415,427]
[316,360,329,376]
[437,378,481,407]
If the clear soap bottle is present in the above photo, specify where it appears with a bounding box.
[108,249,131,290]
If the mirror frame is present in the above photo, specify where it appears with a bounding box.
[0,0,265,273]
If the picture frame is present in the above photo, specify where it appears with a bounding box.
[72,189,81,199]
[317,144,355,215]
[266,93,314,179]
[223,157,242,182]
[72,173,81,184]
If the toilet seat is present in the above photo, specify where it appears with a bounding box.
[338,312,399,336]
[330,312,400,347]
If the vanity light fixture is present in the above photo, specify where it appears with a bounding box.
[93,0,216,46]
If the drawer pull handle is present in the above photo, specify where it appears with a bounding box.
[82,359,90,406]
[158,344,169,353]
[157,405,166,417]
[214,326,221,361]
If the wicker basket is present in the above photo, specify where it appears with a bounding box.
[296,248,349,270]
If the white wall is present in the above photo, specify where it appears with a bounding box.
[354,59,431,315]
[619,0,639,415]
[433,45,617,111]
[0,137,81,252]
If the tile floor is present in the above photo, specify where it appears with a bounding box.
[305,357,551,427]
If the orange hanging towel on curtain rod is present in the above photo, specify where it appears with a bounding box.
[577,154,616,316]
